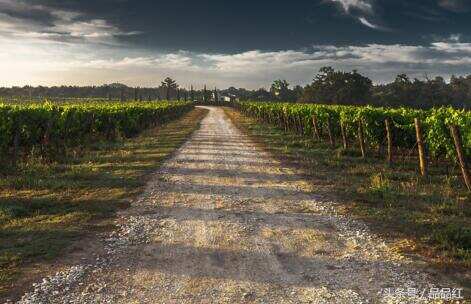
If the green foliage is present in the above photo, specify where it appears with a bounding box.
[270,79,297,101]
[301,67,373,105]
[434,224,471,252]
[235,101,470,160]
[0,203,28,219]
[0,101,193,159]
[161,77,178,100]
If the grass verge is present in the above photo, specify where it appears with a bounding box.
[224,107,470,283]
[0,107,208,298]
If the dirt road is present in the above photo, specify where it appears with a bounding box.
[16,107,459,303]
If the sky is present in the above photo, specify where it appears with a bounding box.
[0,0,471,89]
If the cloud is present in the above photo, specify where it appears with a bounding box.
[357,17,384,30]
[448,34,462,42]
[438,0,471,12]
[325,0,389,31]
[200,50,329,72]
[328,0,373,14]
[1,32,471,88]
[430,41,471,54]
[82,53,198,71]
[0,0,140,45]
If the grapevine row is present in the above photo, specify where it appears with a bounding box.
[0,101,193,160]
[234,101,471,190]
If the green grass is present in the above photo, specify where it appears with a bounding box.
[0,107,208,297]
[225,108,471,272]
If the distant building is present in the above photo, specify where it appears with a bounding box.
[217,93,238,102]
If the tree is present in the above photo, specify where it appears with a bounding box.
[120,88,125,102]
[373,74,422,107]
[301,67,372,105]
[203,85,208,102]
[293,85,304,101]
[449,75,471,108]
[134,87,138,101]
[161,77,178,100]
[270,79,292,101]
[249,88,271,101]
[190,85,194,101]
[214,88,219,103]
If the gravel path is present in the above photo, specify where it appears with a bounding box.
[13,106,461,303]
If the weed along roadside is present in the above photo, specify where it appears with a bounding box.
[224,106,470,288]
[0,106,208,300]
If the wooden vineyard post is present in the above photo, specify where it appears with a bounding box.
[312,115,321,141]
[449,125,471,191]
[357,120,366,158]
[300,117,305,136]
[327,117,335,148]
[283,113,288,132]
[414,118,427,177]
[296,116,302,135]
[13,127,20,164]
[340,121,348,150]
[385,118,393,166]
[120,88,125,102]
[42,119,53,155]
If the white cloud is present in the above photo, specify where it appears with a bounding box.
[81,53,198,71]
[449,34,462,42]
[328,0,373,13]
[326,0,389,31]
[200,44,431,71]
[431,42,471,53]
[200,50,326,72]
[358,17,383,30]
[1,34,471,88]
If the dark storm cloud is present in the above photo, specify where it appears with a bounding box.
[0,0,140,44]
[2,0,471,51]
[0,3,55,27]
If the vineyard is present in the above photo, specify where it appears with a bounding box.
[234,101,471,190]
[0,101,193,161]
[1,99,470,301]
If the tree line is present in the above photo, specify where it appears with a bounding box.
[1,69,471,108]
[226,68,471,109]
[0,78,196,102]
